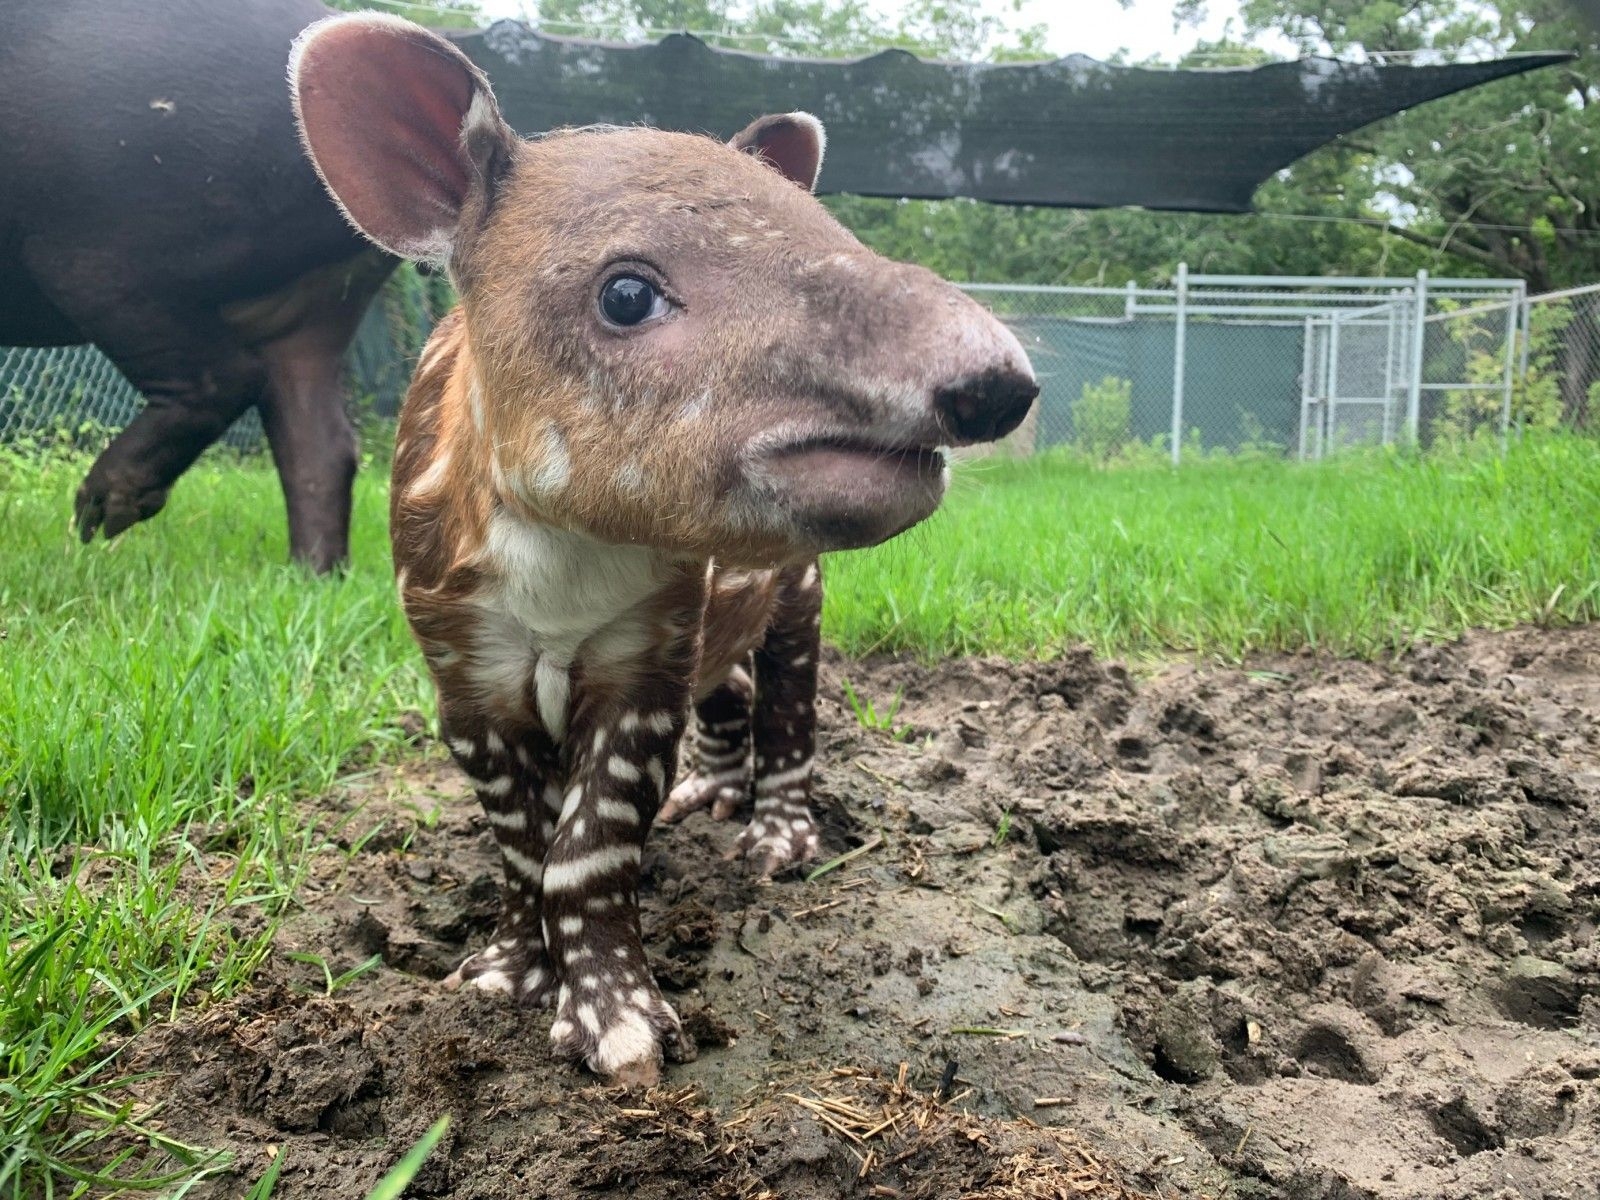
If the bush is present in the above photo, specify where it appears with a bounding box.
[1071,375,1133,462]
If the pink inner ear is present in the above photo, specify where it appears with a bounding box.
[735,116,823,191]
[295,20,481,258]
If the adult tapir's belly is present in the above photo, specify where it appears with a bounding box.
[694,564,783,700]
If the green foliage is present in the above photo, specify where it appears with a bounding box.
[822,433,1600,660]
[530,0,1046,58]
[324,0,482,28]
[0,451,429,1195]
[243,1117,450,1200]
[838,677,912,740]
[1071,376,1135,462]
[1222,0,1600,291]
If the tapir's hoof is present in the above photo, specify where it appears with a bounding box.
[443,938,556,1008]
[659,771,748,824]
[550,983,682,1084]
[74,473,170,542]
[728,809,821,879]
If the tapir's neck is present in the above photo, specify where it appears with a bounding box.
[394,313,708,742]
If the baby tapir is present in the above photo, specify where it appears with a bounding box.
[291,14,1037,1084]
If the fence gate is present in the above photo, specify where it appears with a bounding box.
[1300,296,1410,459]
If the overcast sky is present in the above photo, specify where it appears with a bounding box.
[473,0,1290,63]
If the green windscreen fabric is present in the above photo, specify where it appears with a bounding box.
[1016,318,1306,452]
[452,23,1570,213]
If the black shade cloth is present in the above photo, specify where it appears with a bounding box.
[451,23,1569,213]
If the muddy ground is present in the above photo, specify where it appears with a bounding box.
[126,626,1600,1199]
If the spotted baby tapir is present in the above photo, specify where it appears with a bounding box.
[291,14,1038,1085]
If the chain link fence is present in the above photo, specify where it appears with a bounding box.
[1522,283,1600,435]
[0,268,1590,464]
[961,271,1529,463]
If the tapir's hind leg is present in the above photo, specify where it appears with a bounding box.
[253,253,391,573]
[659,660,754,823]
[737,561,823,876]
[257,332,360,574]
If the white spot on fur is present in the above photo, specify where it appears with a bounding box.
[469,969,514,995]
[756,760,812,792]
[644,712,675,735]
[526,421,570,497]
[487,808,527,830]
[544,845,641,891]
[589,1009,664,1076]
[535,656,570,738]
[607,755,640,782]
[616,459,645,497]
[477,775,514,798]
[502,844,543,883]
[407,449,452,500]
[645,758,665,794]
[448,737,475,758]
[558,915,585,936]
[596,798,640,826]
[469,375,487,436]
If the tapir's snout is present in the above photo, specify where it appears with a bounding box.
[934,365,1040,446]
[736,265,1041,557]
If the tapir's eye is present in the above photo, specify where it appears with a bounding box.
[599,274,668,327]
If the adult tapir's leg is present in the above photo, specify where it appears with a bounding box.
[256,332,360,573]
[74,311,267,545]
[250,253,392,573]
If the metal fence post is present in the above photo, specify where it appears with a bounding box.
[1406,269,1428,442]
[1518,289,1533,440]
[1125,279,1137,320]
[1299,316,1315,461]
[1171,262,1188,466]
[1500,283,1525,447]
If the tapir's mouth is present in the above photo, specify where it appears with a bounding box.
[749,434,949,551]
[763,436,946,483]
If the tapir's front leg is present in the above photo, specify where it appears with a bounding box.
[439,707,558,1008]
[544,640,698,1085]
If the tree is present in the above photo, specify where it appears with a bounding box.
[1205,0,1600,293]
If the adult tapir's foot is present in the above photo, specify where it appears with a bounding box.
[74,466,171,542]
[443,934,556,1008]
[548,974,685,1086]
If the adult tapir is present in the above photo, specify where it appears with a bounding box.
[0,0,395,571]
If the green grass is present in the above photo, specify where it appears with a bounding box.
[824,435,1600,660]
[0,448,429,1196]
[1,432,1597,1193]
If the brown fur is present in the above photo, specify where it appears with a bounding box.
[293,13,1037,1084]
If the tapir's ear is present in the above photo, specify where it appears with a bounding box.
[730,112,826,192]
[289,13,516,264]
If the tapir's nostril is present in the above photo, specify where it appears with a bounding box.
[933,368,1041,446]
